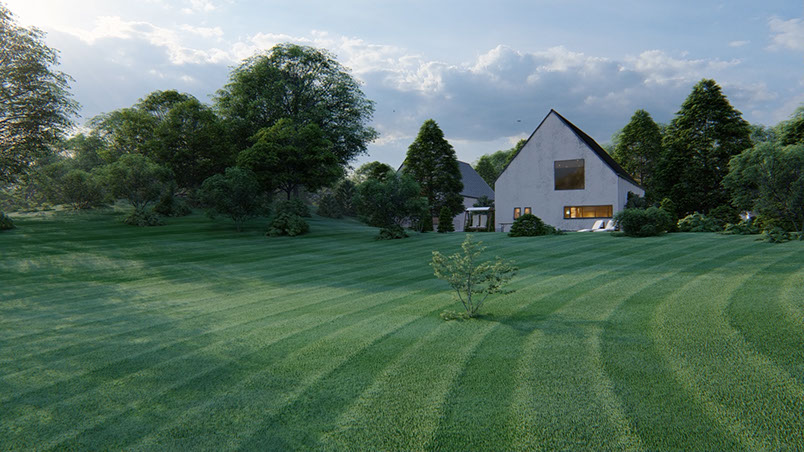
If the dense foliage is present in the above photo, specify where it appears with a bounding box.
[354,173,428,230]
[508,214,550,237]
[402,119,464,229]
[612,109,663,190]
[677,213,722,233]
[353,161,395,183]
[215,43,377,164]
[0,5,78,185]
[724,142,804,237]
[316,193,342,219]
[431,235,517,319]
[654,79,752,215]
[437,206,455,233]
[199,167,266,232]
[0,211,14,230]
[237,118,340,199]
[614,207,673,237]
[99,154,172,212]
[267,199,311,237]
[473,139,525,187]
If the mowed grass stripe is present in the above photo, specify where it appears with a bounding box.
[56,233,596,448]
[653,241,804,449]
[510,236,754,450]
[726,261,804,384]
[317,238,655,450]
[425,235,695,449]
[0,256,445,406]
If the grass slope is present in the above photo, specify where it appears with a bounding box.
[1,211,803,450]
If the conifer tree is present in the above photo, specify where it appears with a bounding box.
[402,119,463,230]
[653,79,752,215]
[612,109,662,192]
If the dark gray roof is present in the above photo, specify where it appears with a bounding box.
[499,109,643,188]
[458,161,495,200]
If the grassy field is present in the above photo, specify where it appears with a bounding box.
[1,211,803,450]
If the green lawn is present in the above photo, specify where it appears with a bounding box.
[1,211,803,450]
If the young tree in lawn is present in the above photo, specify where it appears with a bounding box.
[402,119,463,230]
[0,4,78,185]
[724,142,804,236]
[431,235,517,319]
[653,79,752,215]
[236,118,341,199]
[215,43,377,165]
[612,109,663,191]
[199,167,266,232]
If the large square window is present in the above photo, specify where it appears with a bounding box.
[555,159,585,190]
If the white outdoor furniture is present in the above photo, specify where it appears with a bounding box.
[577,219,605,232]
[593,219,616,232]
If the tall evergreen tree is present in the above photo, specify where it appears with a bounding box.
[653,79,752,215]
[402,120,463,229]
[612,109,662,192]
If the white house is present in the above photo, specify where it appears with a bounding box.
[495,110,644,231]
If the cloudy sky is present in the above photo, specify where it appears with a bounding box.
[5,0,803,167]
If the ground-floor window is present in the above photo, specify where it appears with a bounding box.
[524,207,532,215]
[513,207,522,219]
[564,205,613,219]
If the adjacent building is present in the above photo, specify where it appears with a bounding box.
[495,110,644,231]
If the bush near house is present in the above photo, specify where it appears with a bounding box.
[678,213,721,232]
[508,214,558,237]
[614,207,674,237]
[437,206,455,233]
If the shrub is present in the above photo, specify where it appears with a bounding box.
[437,206,455,233]
[267,212,309,237]
[614,207,673,237]
[431,235,517,318]
[124,208,163,227]
[709,205,740,226]
[508,214,548,237]
[199,168,267,232]
[761,227,792,243]
[153,192,191,217]
[317,193,342,218]
[721,218,760,235]
[0,212,15,231]
[275,198,310,217]
[660,198,679,232]
[376,224,408,240]
[625,191,649,209]
[678,212,721,232]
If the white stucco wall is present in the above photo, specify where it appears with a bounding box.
[495,112,641,231]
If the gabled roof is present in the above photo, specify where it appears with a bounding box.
[397,160,495,200]
[458,161,495,200]
[499,109,642,188]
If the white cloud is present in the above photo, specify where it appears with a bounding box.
[729,40,750,47]
[624,50,740,86]
[769,17,804,51]
[180,24,224,39]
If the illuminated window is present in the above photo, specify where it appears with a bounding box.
[513,207,521,219]
[563,205,613,219]
[524,207,532,215]
[555,159,585,190]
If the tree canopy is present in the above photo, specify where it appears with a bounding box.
[473,139,525,187]
[612,109,662,191]
[779,105,804,146]
[0,5,77,185]
[236,118,340,199]
[215,43,377,164]
[653,79,752,215]
[402,119,464,226]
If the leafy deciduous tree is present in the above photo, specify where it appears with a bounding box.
[0,5,78,185]
[353,161,394,183]
[779,105,804,146]
[215,43,377,164]
[724,142,804,236]
[354,172,427,229]
[237,118,340,199]
[199,167,266,232]
[473,139,525,187]
[100,153,171,211]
